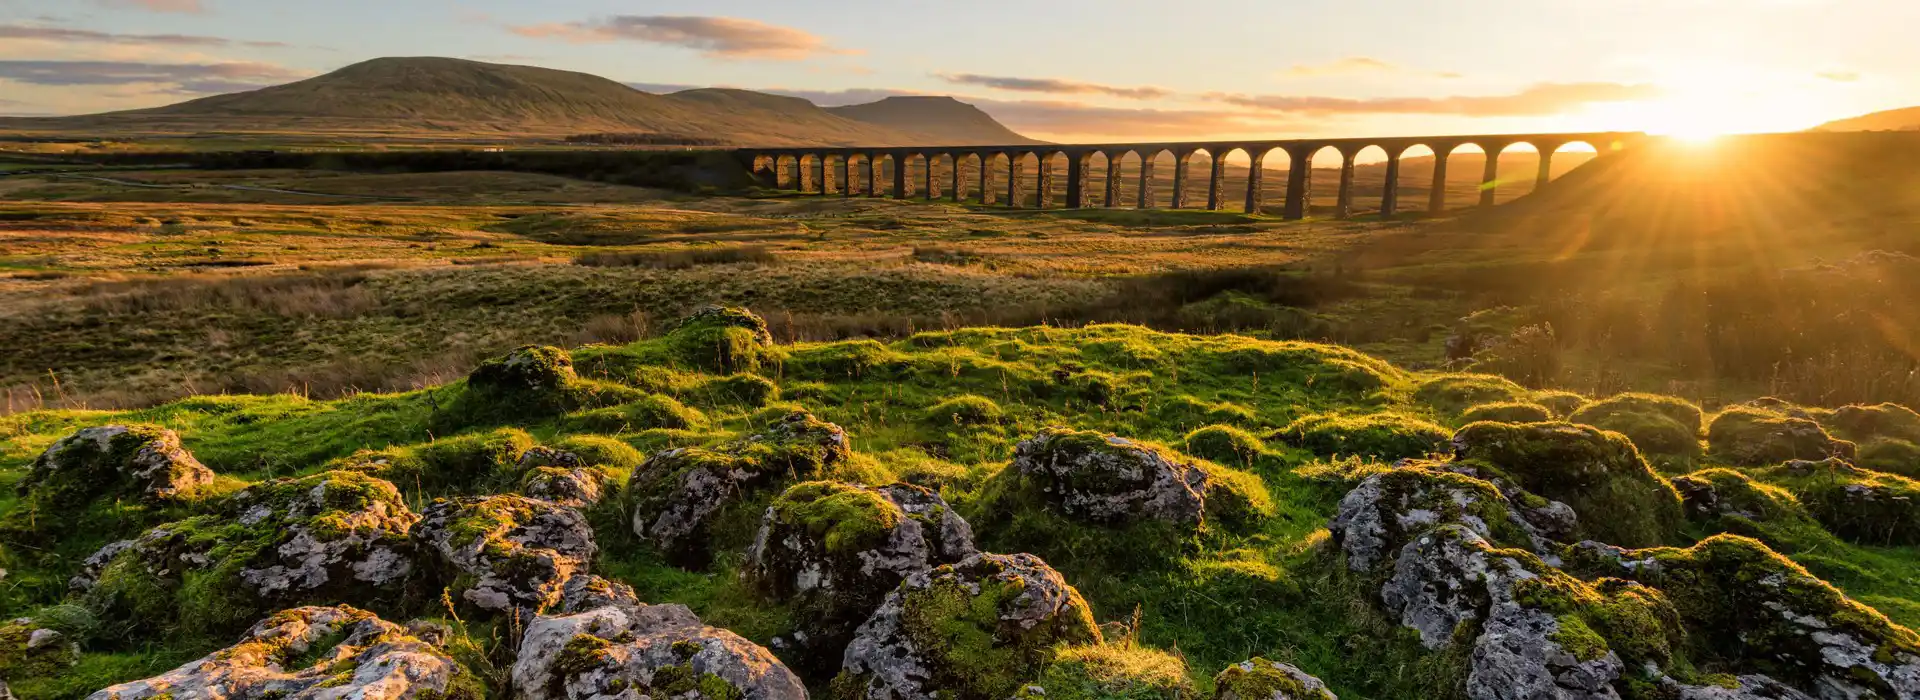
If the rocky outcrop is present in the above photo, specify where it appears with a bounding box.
[86,606,478,700]
[837,552,1101,700]
[414,495,597,615]
[1450,421,1681,548]
[1214,658,1337,700]
[1568,535,1920,699]
[745,481,977,675]
[1657,676,1813,699]
[666,306,779,373]
[518,446,614,507]
[630,410,851,567]
[77,471,417,626]
[1008,428,1210,525]
[0,618,79,682]
[1708,407,1856,466]
[19,425,213,510]
[513,575,803,700]
[1327,466,1535,571]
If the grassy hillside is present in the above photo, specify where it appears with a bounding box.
[828,96,1046,146]
[1818,105,1920,132]
[0,58,1018,147]
[5,317,1920,699]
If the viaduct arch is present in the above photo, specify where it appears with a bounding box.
[742,131,1644,219]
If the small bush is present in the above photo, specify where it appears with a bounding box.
[1275,413,1451,461]
[1459,402,1553,424]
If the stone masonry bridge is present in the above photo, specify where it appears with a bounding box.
[739,131,1646,219]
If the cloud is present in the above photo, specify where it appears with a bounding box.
[936,73,1170,100]
[94,0,206,14]
[0,60,304,94]
[1816,70,1860,82]
[1209,82,1661,117]
[1285,57,1397,77]
[509,15,851,60]
[0,24,288,48]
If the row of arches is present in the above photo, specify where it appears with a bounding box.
[749,135,1634,218]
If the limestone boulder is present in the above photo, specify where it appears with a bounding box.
[413,495,597,615]
[1009,428,1210,526]
[513,582,802,700]
[20,425,212,510]
[518,446,615,507]
[1213,658,1337,700]
[86,605,478,700]
[630,410,851,567]
[744,481,977,675]
[837,552,1101,700]
[1327,466,1534,572]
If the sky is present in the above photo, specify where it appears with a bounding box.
[1,0,1917,143]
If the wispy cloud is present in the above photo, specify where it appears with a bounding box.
[1209,82,1661,117]
[1284,57,1397,77]
[94,0,207,14]
[1816,70,1860,82]
[0,24,287,48]
[509,15,852,60]
[0,59,304,94]
[936,73,1170,100]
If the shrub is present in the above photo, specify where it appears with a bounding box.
[1458,401,1553,424]
[1275,413,1451,461]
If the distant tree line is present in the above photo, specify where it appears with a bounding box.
[564,132,730,147]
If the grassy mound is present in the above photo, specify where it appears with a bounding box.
[1457,401,1552,424]
[1274,413,1451,461]
[1569,393,1704,461]
[1707,406,1856,466]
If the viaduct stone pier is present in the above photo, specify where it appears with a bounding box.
[738,131,1645,219]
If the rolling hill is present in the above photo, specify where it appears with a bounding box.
[0,57,1037,147]
[1817,105,1920,132]
[828,96,1040,145]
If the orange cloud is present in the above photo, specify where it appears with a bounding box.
[509,16,853,61]
[936,73,1171,100]
[95,0,206,13]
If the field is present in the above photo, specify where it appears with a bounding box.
[9,133,1920,700]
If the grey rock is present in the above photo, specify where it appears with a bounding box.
[414,495,597,615]
[513,596,801,700]
[25,425,213,504]
[1010,429,1209,526]
[1660,675,1813,699]
[1329,468,1513,572]
[838,553,1101,700]
[745,482,977,674]
[87,606,470,700]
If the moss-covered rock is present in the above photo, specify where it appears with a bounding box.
[17,424,213,513]
[413,494,597,615]
[1327,466,1537,571]
[1274,413,1451,461]
[1014,644,1194,700]
[1413,374,1530,418]
[1451,421,1683,547]
[922,395,1006,427]
[999,428,1265,528]
[1706,407,1856,466]
[89,605,482,700]
[80,470,418,636]
[1670,468,1811,543]
[700,373,781,407]
[835,552,1102,700]
[1760,458,1920,545]
[1823,403,1920,444]
[1459,402,1554,425]
[1565,394,1705,461]
[1213,658,1336,700]
[514,594,803,700]
[339,427,534,495]
[1532,391,1589,419]
[0,618,78,682]
[458,345,646,420]
[516,446,620,507]
[1183,425,1265,467]
[745,481,977,678]
[1857,437,1920,478]
[629,410,852,568]
[1567,535,1920,698]
[666,306,778,373]
[1570,393,1705,435]
[567,394,709,433]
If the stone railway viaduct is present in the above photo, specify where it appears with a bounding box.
[739,131,1646,219]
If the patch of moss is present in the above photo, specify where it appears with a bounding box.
[698,374,779,407]
[551,435,645,471]
[1459,402,1553,424]
[1183,425,1265,467]
[892,560,1100,700]
[1452,421,1683,547]
[567,395,708,433]
[1275,413,1450,461]
[1762,460,1920,545]
[1213,658,1336,700]
[340,427,533,495]
[765,481,901,555]
[1707,406,1856,466]
[1570,394,1706,435]
[1670,468,1815,548]
[1017,644,1193,700]
[663,306,779,374]
[452,345,646,423]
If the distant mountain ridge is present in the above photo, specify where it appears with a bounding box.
[0,57,1040,147]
